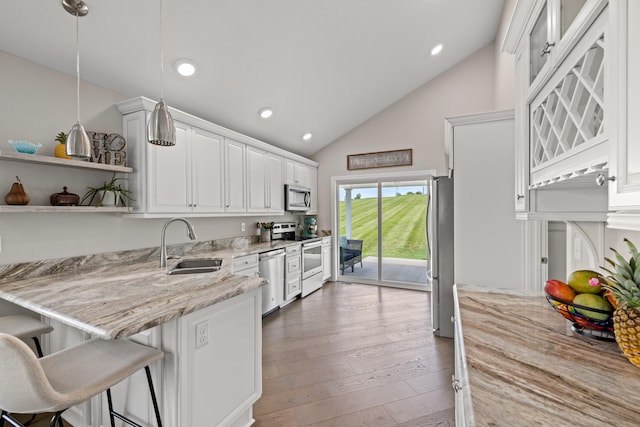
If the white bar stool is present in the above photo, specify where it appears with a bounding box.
[0,315,53,358]
[0,333,164,427]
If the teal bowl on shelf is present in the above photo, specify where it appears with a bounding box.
[8,139,42,154]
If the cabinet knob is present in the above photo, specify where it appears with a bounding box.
[540,41,555,56]
[596,174,615,186]
[516,194,525,200]
[451,375,462,392]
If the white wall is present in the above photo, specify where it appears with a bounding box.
[311,43,496,230]
[494,0,517,110]
[0,51,294,264]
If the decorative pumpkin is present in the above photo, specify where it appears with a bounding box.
[54,131,72,160]
[4,176,30,205]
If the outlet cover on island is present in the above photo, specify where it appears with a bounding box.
[241,222,245,232]
[196,320,209,349]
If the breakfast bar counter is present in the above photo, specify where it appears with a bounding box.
[0,247,265,339]
[0,241,276,427]
[455,289,640,426]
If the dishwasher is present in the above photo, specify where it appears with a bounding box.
[259,249,285,317]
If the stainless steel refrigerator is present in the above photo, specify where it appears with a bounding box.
[427,175,454,338]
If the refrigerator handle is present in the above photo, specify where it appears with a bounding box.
[429,178,439,280]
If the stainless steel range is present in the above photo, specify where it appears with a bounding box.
[270,222,324,297]
[301,239,323,297]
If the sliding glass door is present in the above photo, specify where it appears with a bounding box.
[337,175,429,288]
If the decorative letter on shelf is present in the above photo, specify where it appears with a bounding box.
[86,132,127,166]
[347,149,412,170]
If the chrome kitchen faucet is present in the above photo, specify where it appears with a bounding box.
[160,217,197,267]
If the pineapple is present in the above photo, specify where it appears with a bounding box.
[54,131,71,160]
[602,238,640,368]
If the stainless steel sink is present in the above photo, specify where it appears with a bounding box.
[166,258,223,275]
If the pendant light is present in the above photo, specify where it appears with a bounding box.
[64,0,91,159]
[147,0,176,146]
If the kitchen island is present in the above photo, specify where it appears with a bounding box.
[0,242,270,427]
[455,289,640,426]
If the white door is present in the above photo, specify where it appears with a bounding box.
[225,139,246,212]
[267,153,284,212]
[147,122,190,213]
[247,147,267,213]
[191,128,225,212]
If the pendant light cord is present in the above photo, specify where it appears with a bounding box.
[75,10,81,123]
[160,0,164,101]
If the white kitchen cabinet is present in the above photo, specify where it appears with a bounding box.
[225,139,246,213]
[606,0,640,229]
[309,166,318,214]
[117,97,317,218]
[504,0,609,221]
[232,253,259,277]
[283,244,301,303]
[267,153,285,212]
[514,46,529,213]
[247,147,284,213]
[146,121,189,213]
[147,123,226,213]
[285,159,310,187]
[176,289,262,427]
[512,0,606,94]
[191,127,225,212]
[321,237,332,282]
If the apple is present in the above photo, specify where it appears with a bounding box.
[544,279,576,304]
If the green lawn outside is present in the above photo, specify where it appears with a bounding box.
[339,194,428,260]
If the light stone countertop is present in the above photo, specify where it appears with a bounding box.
[0,238,307,339]
[458,289,640,426]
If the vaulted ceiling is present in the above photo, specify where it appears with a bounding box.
[0,0,505,156]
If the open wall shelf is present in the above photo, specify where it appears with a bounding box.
[0,205,130,213]
[0,150,133,173]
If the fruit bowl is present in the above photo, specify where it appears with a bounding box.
[545,293,615,341]
[8,139,42,154]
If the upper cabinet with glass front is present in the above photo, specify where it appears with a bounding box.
[504,0,609,220]
[527,0,601,91]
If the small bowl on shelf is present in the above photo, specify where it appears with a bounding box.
[545,293,615,341]
[8,139,42,154]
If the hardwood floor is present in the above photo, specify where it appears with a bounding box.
[19,282,453,427]
[254,281,455,427]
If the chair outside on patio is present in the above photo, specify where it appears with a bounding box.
[339,237,363,274]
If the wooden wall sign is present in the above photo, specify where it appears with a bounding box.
[347,149,412,170]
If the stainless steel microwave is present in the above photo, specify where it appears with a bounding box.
[285,184,311,211]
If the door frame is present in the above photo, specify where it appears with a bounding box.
[330,169,437,289]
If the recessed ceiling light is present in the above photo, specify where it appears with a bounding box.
[175,60,196,77]
[302,132,313,141]
[259,108,273,119]
[431,44,443,56]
